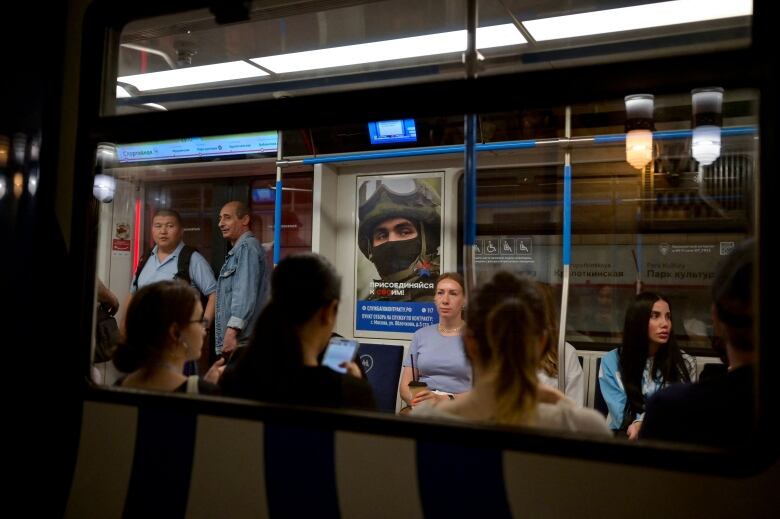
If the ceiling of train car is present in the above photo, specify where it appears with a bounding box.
[114,0,752,112]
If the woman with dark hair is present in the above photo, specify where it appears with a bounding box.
[412,272,609,435]
[598,292,695,438]
[113,280,222,394]
[536,283,585,405]
[220,253,375,410]
[399,273,471,410]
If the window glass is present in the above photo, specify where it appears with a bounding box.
[87,1,762,454]
[114,0,470,114]
[111,1,752,114]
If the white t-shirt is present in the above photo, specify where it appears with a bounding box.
[537,342,585,406]
[411,397,611,437]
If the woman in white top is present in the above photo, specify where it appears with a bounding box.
[536,283,584,406]
[412,272,610,437]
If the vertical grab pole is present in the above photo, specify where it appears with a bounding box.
[274,131,283,267]
[558,106,573,395]
[463,0,479,293]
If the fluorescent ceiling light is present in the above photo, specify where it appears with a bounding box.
[524,0,753,41]
[118,61,268,92]
[252,24,526,74]
[116,86,131,98]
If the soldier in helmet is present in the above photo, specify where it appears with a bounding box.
[357,178,441,301]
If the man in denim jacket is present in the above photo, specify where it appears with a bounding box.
[215,201,269,357]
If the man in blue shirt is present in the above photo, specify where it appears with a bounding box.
[127,209,217,326]
[215,201,269,357]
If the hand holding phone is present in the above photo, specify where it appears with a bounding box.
[321,337,359,374]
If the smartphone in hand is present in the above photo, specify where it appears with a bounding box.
[321,337,359,374]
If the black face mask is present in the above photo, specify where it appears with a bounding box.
[371,237,422,278]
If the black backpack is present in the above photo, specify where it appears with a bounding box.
[133,245,197,290]
[95,304,120,363]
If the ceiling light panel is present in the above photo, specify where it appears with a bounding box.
[524,0,753,42]
[252,24,526,74]
[119,61,268,92]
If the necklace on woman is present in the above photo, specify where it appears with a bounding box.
[438,323,464,334]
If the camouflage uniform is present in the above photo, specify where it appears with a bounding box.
[357,180,441,302]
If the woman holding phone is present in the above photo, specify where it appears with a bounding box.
[220,253,376,410]
[399,273,472,410]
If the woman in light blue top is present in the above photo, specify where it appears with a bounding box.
[599,292,695,439]
[400,273,472,408]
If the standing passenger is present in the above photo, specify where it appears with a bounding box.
[127,210,216,326]
[215,200,269,358]
[126,209,216,375]
[599,292,695,439]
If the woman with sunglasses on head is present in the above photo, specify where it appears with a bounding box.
[412,272,609,436]
[598,292,695,439]
[113,280,223,395]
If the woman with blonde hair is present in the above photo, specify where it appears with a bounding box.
[399,273,471,410]
[413,272,609,435]
[536,283,585,405]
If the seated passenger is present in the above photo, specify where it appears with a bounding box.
[641,239,755,447]
[536,283,585,405]
[412,272,610,436]
[399,273,472,410]
[113,280,222,395]
[220,253,376,410]
[599,292,695,439]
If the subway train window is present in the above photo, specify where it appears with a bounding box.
[250,174,314,264]
[79,0,770,469]
[109,0,752,115]
[113,0,476,115]
[88,82,760,451]
[466,90,756,358]
[91,134,314,385]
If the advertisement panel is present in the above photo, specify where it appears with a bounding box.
[354,173,443,335]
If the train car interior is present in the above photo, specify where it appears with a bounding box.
[11,0,773,516]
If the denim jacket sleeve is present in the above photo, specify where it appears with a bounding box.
[226,241,263,330]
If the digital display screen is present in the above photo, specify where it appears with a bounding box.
[321,337,359,374]
[368,119,417,145]
[251,187,275,203]
[117,131,278,163]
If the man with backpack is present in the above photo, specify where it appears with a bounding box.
[125,209,217,368]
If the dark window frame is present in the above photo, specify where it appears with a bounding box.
[72,0,778,477]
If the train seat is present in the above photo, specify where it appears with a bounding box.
[356,343,404,413]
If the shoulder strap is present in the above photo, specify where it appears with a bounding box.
[175,245,196,285]
[186,375,199,394]
[132,249,153,290]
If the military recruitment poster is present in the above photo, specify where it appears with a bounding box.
[354,172,443,335]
